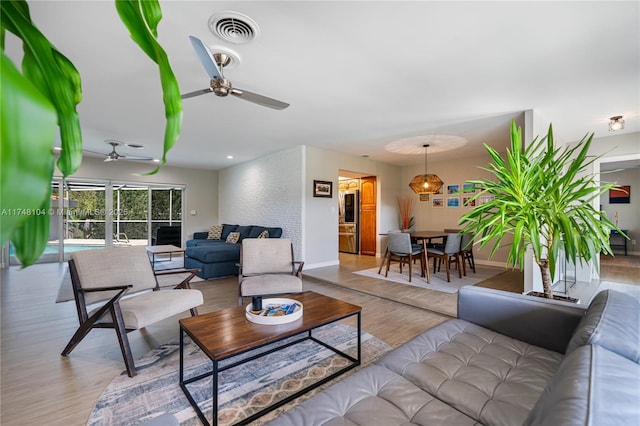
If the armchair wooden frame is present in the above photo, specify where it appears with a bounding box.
[61,254,201,378]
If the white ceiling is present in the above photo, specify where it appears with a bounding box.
[5,1,639,170]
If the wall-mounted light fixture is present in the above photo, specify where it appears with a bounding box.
[609,115,625,132]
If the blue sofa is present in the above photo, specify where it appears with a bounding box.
[185,224,283,279]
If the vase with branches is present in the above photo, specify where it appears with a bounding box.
[397,195,415,231]
[459,120,626,299]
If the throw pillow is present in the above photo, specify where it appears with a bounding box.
[207,225,223,240]
[226,232,240,244]
[257,230,269,239]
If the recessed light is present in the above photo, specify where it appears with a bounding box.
[226,155,234,159]
[153,158,161,163]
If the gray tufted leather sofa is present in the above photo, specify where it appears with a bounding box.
[268,285,640,426]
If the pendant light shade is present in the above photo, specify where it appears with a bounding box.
[409,144,443,195]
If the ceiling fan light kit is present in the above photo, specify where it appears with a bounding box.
[409,144,444,195]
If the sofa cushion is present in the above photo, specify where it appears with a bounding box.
[226,232,240,244]
[266,365,477,426]
[524,344,640,426]
[248,226,283,238]
[376,319,564,426]
[221,224,238,240]
[565,289,640,362]
[186,244,241,263]
[235,225,254,241]
[207,225,223,240]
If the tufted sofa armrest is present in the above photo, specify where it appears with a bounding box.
[458,285,586,354]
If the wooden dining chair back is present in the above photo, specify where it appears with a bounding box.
[427,233,463,282]
[382,232,427,283]
[60,246,203,377]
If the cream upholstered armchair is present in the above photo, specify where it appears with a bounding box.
[60,246,203,377]
[238,238,304,306]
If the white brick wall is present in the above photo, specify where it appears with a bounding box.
[219,147,304,259]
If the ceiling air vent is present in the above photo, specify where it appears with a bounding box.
[208,12,260,44]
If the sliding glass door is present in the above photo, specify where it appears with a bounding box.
[8,178,184,265]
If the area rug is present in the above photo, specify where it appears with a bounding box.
[354,264,504,293]
[87,322,390,426]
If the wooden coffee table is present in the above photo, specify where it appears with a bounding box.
[179,291,362,426]
[145,244,184,270]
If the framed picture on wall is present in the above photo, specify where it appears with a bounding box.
[447,197,460,208]
[313,180,333,198]
[463,183,478,194]
[463,196,476,207]
[419,194,430,202]
[447,184,460,195]
[609,185,630,204]
[432,197,444,208]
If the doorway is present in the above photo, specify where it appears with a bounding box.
[338,172,377,256]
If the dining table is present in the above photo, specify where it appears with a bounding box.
[377,230,450,275]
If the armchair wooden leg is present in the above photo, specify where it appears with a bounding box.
[111,303,136,378]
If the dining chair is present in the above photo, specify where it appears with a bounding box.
[382,231,428,283]
[427,233,463,282]
[460,232,476,273]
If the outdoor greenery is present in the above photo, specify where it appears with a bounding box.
[459,120,624,298]
[0,0,183,266]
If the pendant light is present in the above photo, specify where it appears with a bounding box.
[409,144,444,195]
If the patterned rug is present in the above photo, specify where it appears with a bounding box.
[353,264,503,293]
[88,323,390,426]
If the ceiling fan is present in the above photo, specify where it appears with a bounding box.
[182,35,289,110]
[84,140,154,162]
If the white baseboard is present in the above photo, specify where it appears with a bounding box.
[305,259,340,270]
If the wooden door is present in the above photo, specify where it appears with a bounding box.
[359,176,377,256]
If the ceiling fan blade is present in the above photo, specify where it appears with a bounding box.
[181,88,213,99]
[188,35,222,80]
[230,88,289,110]
[120,155,154,161]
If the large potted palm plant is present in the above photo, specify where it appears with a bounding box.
[459,120,625,299]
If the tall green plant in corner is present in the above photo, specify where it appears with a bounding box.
[459,120,625,299]
[0,0,182,266]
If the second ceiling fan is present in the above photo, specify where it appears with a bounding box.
[182,36,289,110]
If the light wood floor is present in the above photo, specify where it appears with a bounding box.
[0,261,449,426]
[1,253,637,426]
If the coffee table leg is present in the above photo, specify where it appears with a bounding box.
[357,311,361,364]
[212,360,219,426]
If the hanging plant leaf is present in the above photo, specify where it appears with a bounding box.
[115,0,182,174]
[0,53,56,262]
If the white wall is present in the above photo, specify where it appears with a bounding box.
[56,157,218,239]
[218,147,304,259]
[599,167,640,255]
[217,145,403,269]
[400,154,511,267]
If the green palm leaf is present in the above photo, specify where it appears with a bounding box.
[459,120,626,298]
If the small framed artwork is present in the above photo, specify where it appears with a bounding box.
[463,196,476,207]
[447,184,460,195]
[432,197,444,208]
[478,195,495,205]
[447,197,460,208]
[463,183,477,194]
[609,185,630,204]
[419,194,430,202]
[313,180,333,198]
